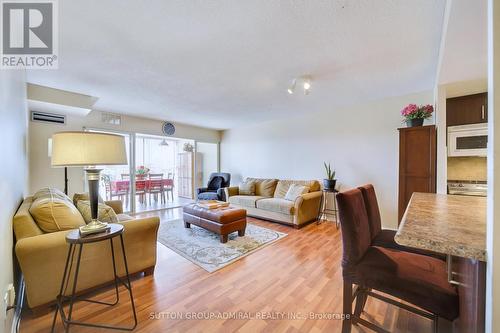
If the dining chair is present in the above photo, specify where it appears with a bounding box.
[114,180,130,203]
[121,173,130,180]
[164,173,174,201]
[135,180,147,205]
[336,188,458,333]
[358,184,446,261]
[148,173,165,204]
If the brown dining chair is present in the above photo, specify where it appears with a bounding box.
[336,188,458,333]
[358,184,446,261]
[148,173,165,204]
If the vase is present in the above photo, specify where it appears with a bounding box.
[406,118,424,127]
[323,179,337,191]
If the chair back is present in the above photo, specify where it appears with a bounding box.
[208,173,231,188]
[121,174,130,180]
[336,188,372,275]
[149,173,163,180]
[358,184,382,241]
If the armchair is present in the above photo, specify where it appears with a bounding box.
[197,172,231,201]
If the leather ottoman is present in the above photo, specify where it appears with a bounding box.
[182,204,247,243]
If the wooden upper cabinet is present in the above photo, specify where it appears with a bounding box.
[446,92,488,126]
[398,125,437,223]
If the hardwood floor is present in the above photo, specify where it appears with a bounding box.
[20,209,432,333]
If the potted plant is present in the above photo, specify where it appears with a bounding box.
[136,166,150,179]
[401,104,434,127]
[323,162,336,191]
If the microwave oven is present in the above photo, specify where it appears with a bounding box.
[448,123,488,157]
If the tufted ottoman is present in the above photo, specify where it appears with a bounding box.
[182,204,247,243]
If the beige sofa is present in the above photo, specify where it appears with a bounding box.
[13,190,160,310]
[223,178,322,227]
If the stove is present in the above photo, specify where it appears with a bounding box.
[447,180,487,197]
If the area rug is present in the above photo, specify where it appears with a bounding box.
[157,219,287,272]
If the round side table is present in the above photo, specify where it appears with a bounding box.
[51,224,137,332]
[317,189,339,228]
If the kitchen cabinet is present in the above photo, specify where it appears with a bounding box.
[398,125,437,222]
[453,257,486,333]
[446,93,488,126]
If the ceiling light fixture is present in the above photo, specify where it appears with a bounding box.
[287,75,312,95]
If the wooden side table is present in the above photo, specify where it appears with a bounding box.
[51,224,137,332]
[317,189,339,228]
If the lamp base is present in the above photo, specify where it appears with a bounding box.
[79,220,110,236]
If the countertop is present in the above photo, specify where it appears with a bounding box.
[395,192,487,261]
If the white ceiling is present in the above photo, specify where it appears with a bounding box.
[438,0,488,84]
[27,0,446,130]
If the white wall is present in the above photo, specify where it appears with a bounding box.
[0,71,28,331]
[29,110,220,196]
[196,142,219,187]
[221,91,433,229]
[486,0,499,331]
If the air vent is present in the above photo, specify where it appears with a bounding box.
[31,111,66,124]
[101,112,121,125]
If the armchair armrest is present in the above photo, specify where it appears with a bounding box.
[223,186,239,202]
[293,191,323,225]
[105,200,123,214]
[197,187,209,195]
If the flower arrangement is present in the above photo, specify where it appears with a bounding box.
[401,104,434,120]
[136,166,150,176]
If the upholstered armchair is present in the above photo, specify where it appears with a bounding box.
[197,173,231,201]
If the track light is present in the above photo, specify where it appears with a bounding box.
[287,75,312,95]
[287,79,296,94]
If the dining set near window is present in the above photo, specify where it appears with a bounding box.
[101,171,175,205]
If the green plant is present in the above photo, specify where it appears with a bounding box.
[324,162,336,180]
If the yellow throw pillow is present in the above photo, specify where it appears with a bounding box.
[72,192,105,207]
[255,179,278,197]
[238,181,256,195]
[76,200,119,224]
[33,187,71,202]
[284,184,310,201]
[29,197,86,233]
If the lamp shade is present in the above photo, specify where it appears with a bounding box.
[51,131,127,167]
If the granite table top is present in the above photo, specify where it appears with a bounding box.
[395,192,487,261]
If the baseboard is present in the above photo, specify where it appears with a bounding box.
[10,276,25,333]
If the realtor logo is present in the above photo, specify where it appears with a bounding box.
[1,0,58,69]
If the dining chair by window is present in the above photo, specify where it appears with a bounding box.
[148,173,165,204]
[121,174,130,180]
[164,172,174,201]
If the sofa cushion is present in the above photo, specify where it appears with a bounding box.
[238,181,256,195]
[76,200,119,224]
[256,198,295,215]
[246,178,278,197]
[33,187,71,202]
[228,195,266,208]
[72,192,105,206]
[29,196,86,233]
[284,184,310,201]
[274,180,320,198]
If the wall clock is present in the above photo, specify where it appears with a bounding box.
[162,122,175,136]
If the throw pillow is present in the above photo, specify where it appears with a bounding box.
[33,187,72,203]
[76,200,119,224]
[207,176,224,191]
[254,179,278,197]
[239,181,256,195]
[284,184,310,201]
[72,192,105,207]
[29,196,86,233]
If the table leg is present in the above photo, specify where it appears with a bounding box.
[51,244,74,333]
[66,244,83,332]
[109,239,120,305]
[119,234,138,330]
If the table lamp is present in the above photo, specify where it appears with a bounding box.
[51,131,127,235]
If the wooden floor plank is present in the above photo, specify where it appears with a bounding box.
[19,209,432,332]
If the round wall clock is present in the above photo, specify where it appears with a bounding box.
[162,122,175,136]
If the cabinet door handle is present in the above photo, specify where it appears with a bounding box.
[482,105,485,120]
